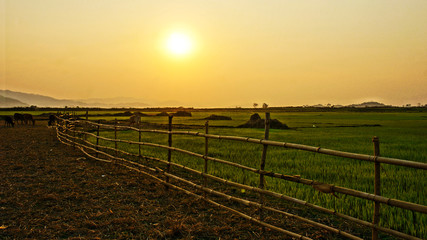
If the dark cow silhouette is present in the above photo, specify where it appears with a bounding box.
[23,113,35,125]
[14,113,24,124]
[4,116,14,127]
[59,113,71,119]
[48,114,56,126]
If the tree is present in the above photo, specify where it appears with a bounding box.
[262,103,268,109]
[253,103,258,108]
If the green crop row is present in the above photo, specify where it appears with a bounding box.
[77,111,426,238]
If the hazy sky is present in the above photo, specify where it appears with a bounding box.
[1,0,426,107]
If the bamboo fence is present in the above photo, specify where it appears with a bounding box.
[54,115,427,240]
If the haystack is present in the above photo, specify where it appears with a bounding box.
[173,111,192,117]
[238,113,288,129]
[156,112,170,116]
[113,111,133,116]
[203,114,232,120]
[132,111,148,116]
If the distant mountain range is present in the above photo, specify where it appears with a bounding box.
[347,101,389,108]
[0,89,391,108]
[0,95,29,107]
[308,102,389,108]
[0,90,151,108]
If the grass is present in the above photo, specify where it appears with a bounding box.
[6,108,426,238]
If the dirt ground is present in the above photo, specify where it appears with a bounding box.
[1,119,371,240]
[0,121,303,239]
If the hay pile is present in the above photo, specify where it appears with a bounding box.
[156,112,170,116]
[110,111,133,116]
[203,114,232,120]
[173,111,192,117]
[238,113,288,129]
[132,111,149,116]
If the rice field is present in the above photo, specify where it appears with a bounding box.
[76,112,427,238]
[77,110,427,238]
[6,109,425,238]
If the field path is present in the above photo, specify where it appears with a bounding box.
[0,122,288,239]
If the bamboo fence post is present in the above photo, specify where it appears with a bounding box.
[204,121,209,188]
[114,118,118,158]
[85,111,88,140]
[372,136,381,240]
[96,120,100,158]
[84,114,88,141]
[166,115,173,187]
[71,120,76,149]
[259,112,270,222]
[138,122,142,161]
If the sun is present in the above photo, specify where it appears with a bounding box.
[166,32,192,55]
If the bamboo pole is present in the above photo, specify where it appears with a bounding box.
[56,128,424,240]
[55,125,423,240]
[259,112,270,222]
[82,112,87,141]
[166,115,173,187]
[62,124,427,215]
[71,120,76,149]
[204,121,209,188]
[372,136,381,240]
[70,118,426,169]
[171,129,427,170]
[57,134,313,239]
[68,125,427,214]
[57,130,157,173]
[148,153,361,239]
[122,162,312,239]
[114,118,118,158]
[158,170,314,240]
[138,122,142,161]
[96,120,100,158]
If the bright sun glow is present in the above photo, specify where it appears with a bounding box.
[167,32,192,55]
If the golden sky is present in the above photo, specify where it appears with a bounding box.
[1,0,427,107]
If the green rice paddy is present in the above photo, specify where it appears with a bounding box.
[80,110,427,238]
[4,109,426,237]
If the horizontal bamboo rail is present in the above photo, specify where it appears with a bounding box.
[69,127,427,215]
[56,130,312,240]
[57,128,424,240]
[132,153,421,240]
[57,128,422,240]
[74,119,427,170]
[159,168,361,240]
[56,117,426,239]
[57,130,158,174]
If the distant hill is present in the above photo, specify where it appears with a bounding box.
[0,90,85,107]
[0,89,393,109]
[0,90,150,108]
[307,101,388,108]
[0,95,29,107]
[78,97,150,108]
[348,101,388,108]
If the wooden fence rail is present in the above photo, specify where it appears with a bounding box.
[55,115,426,240]
[68,125,427,214]
[76,119,427,170]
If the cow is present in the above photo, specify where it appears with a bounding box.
[129,114,141,126]
[23,113,35,125]
[4,116,14,127]
[59,113,71,120]
[48,114,56,126]
[14,113,24,124]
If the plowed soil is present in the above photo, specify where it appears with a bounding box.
[0,122,297,239]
